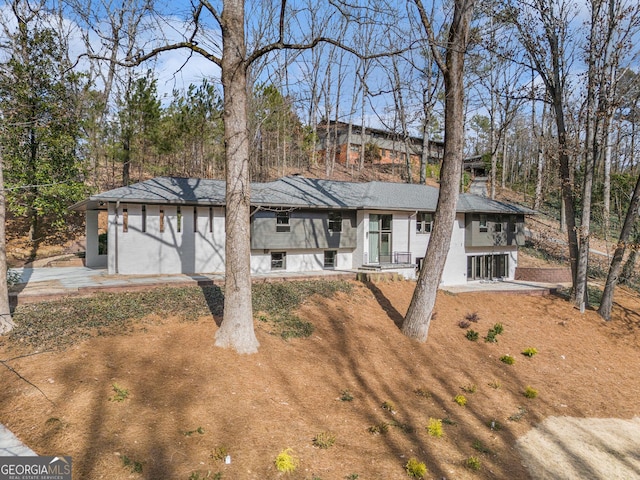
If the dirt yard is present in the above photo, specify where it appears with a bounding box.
[1,279,639,479]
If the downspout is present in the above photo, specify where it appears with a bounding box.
[408,211,418,263]
[114,200,120,274]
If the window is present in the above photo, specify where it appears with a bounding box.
[271,252,286,270]
[328,212,342,232]
[276,211,290,232]
[160,209,165,233]
[494,216,503,233]
[416,212,433,234]
[324,250,337,268]
[511,216,518,233]
[479,214,488,232]
[209,207,213,233]
[177,206,182,233]
[142,205,146,233]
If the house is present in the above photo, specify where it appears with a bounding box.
[316,120,444,168]
[71,176,534,285]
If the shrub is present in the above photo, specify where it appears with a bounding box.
[500,355,515,365]
[465,312,480,323]
[487,419,502,431]
[368,422,390,435]
[522,347,538,357]
[274,448,298,473]
[466,329,479,341]
[109,383,129,402]
[524,386,538,398]
[488,380,501,389]
[466,456,481,471]
[312,432,336,449]
[426,418,443,438]
[381,400,396,413]
[508,406,528,422]
[122,455,143,473]
[405,458,428,478]
[458,320,471,329]
[340,390,354,402]
[454,395,467,406]
[485,323,504,343]
[414,388,431,398]
[461,384,477,393]
[210,445,228,462]
[472,439,490,454]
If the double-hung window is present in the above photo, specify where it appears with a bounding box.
[416,212,433,234]
[328,212,342,233]
[276,211,290,232]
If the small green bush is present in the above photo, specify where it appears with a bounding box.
[472,439,491,454]
[340,390,354,402]
[488,380,501,389]
[210,445,228,462]
[485,323,504,343]
[368,422,389,435]
[274,448,298,473]
[405,458,428,478]
[454,395,467,406]
[466,456,481,471]
[500,355,515,365]
[524,386,538,398]
[466,329,479,341]
[461,384,477,393]
[312,431,336,449]
[109,383,129,402]
[426,418,443,438]
[522,347,538,357]
[122,455,143,473]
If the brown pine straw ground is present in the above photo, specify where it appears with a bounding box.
[1,279,640,479]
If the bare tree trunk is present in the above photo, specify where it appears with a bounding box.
[0,151,14,335]
[214,0,259,354]
[598,172,640,320]
[402,0,475,342]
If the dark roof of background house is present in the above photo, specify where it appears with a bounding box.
[71,175,535,215]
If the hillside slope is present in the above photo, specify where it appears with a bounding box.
[0,280,638,479]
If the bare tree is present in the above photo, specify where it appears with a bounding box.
[402,0,477,342]
[0,150,13,335]
[498,0,581,288]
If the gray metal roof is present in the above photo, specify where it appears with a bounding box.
[71,175,535,215]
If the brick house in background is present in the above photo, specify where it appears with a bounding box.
[316,120,444,170]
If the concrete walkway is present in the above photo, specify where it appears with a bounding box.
[0,424,36,456]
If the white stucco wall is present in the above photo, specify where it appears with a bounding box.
[440,214,468,286]
[85,210,107,268]
[250,250,353,274]
[108,204,225,275]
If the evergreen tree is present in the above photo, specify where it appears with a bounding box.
[0,18,87,241]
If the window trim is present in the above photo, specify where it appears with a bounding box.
[416,212,433,234]
[479,214,488,232]
[324,250,337,269]
[276,211,291,232]
[328,212,342,233]
[271,251,286,270]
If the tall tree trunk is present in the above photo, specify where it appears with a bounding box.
[598,172,640,320]
[0,152,14,335]
[402,0,475,342]
[214,0,259,354]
